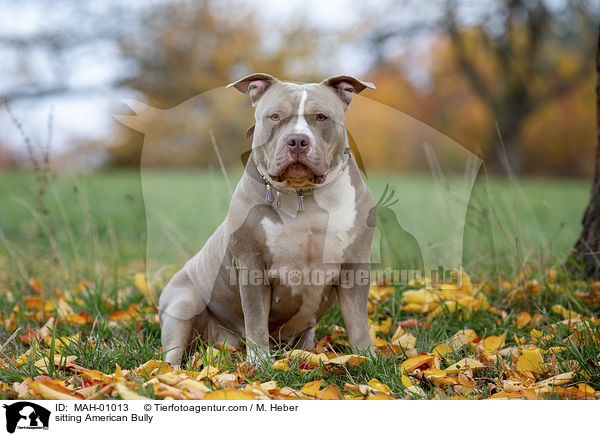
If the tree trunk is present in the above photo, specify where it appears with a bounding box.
[489,114,523,175]
[567,25,600,280]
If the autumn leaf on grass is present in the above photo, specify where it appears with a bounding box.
[34,355,77,373]
[116,383,149,400]
[197,365,220,379]
[551,304,581,320]
[108,303,143,324]
[317,385,343,400]
[488,392,521,399]
[36,317,55,342]
[151,381,185,399]
[203,388,257,400]
[28,278,43,294]
[286,350,329,367]
[301,381,325,397]
[516,347,545,375]
[444,358,485,375]
[24,296,42,310]
[431,343,454,356]
[64,312,89,325]
[156,373,181,386]
[363,378,390,394]
[136,359,174,378]
[42,333,80,354]
[15,348,37,367]
[325,354,368,367]
[300,381,342,399]
[423,369,456,386]
[448,329,477,350]
[369,318,393,335]
[176,379,211,399]
[134,272,149,293]
[271,359,291,371]
[369,285,395,301]
[32,376,84,400]
[80,369,114,384]
[516,312,532,329]
[533,372,574,392]
[17,327,37,345]
[399,355,435,373]
[482,333,506,356]
[391,332,417,349]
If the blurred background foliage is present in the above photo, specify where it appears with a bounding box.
[0,0,598,176]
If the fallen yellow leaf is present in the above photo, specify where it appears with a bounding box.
[516,312,532,329]
[488,392,521,399]
[366,393,394,400]
[116,383,149,400]
[401,373,413,388]
[399,355,435,372]
[32,379,81,400]
[317,385,342,400]
[444,358,485,374]
[286,350,328,367]
[368,378,392,394]
[325,355,367,367]
[197,365,220,379]
[482,333,506,356]
[271,359,291,371]
[551,304,581,320]
[301,381,325,397]
[533,372,573,389]
[431,343,454,356]
[448,329,477,349]
[34,355,77,373]
[391,333,417,349]
[134,272,150,295]
[28,278,43,293]
[64,313,87,325]
[137,359,174,378]
[516,347,545,375]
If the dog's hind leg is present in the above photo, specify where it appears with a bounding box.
[295,328,316,351]
[159,269,208,368]
[160,311,195,369]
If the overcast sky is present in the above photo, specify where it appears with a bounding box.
[0,0,394,160]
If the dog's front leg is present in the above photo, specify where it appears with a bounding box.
[337,263,373,353]
[237,260,272,365]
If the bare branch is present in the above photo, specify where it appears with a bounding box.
[445,5,494,106]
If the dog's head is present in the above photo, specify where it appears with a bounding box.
[228,74,374,190]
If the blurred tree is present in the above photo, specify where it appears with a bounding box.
[0,0,133,102]
[363,0,598,174]
[569,24,600,280]
[110,0,322,167]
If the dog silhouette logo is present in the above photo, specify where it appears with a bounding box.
[3,402,50,433]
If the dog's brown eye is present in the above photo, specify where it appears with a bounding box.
[270,113,280,121]
[316,113,327,121]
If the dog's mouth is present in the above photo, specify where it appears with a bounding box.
[269,163,326,185]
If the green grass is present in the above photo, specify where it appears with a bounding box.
[0,169,589,281]
[0,168,596,399]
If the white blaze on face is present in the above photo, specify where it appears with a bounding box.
[293,89,316,145]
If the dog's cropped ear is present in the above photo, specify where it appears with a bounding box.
[322,75,375,106]
[227,73,279,106]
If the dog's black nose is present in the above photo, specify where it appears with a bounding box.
[286,134,310,152]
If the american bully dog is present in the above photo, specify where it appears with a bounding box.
[159,73,376,366]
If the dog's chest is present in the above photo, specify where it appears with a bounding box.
[260,172,357,290]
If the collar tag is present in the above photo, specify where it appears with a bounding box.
[344,128,350,149]
[297,191,304,212]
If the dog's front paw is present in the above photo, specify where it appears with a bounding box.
[246,345,271,366]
